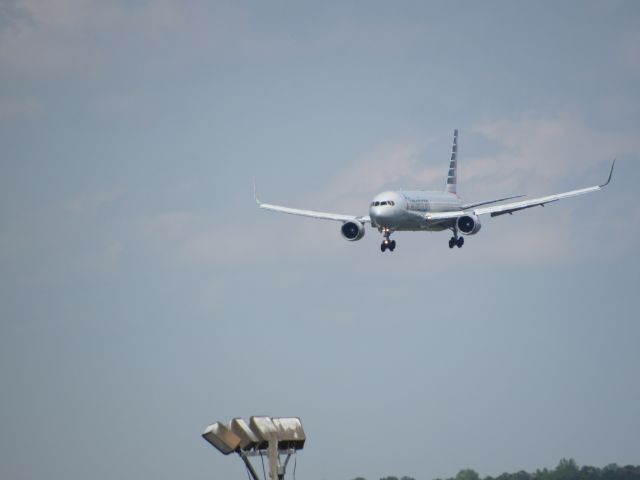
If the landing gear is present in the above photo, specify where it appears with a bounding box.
[449,227,464,249]
[380,228,396,253]
[381,239,396,252]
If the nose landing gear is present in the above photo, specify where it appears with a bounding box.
[381,239,396,252]
[380,228,396,252]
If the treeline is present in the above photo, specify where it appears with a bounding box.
[353,458,640,480]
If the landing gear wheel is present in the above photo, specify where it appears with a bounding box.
[449,237,455,249]
[456,236,464,248]
[380,228,395,253]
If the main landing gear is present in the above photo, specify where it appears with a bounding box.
[449,236,464,248]
[380,228,396,252]
[449,227,464,249]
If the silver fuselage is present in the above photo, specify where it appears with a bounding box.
[369,190,461,231]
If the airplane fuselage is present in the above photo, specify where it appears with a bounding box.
[369,190,460,231]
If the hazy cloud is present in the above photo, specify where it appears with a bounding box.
[0,95,41,120]
[469,114,639,195]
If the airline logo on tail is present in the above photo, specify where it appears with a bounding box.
[445,129,458,195]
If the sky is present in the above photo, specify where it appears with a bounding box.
[1,1,639,480]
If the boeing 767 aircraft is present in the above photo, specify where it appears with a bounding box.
[256,130,615,252]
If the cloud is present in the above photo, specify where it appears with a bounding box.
[618,26,640,76]
[469,114,639,196]
[0,0,28,35]
[309,140,441,212]
[66,188,125,216]
[0,95,42,120]
[0,0,187,80]
[140,208,348,267]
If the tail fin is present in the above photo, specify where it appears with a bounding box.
[445,129,458,194]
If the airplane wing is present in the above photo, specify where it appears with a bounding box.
[258,202,370,223]
[427,160,615,221]
[461,195,525,210]
[254,180,370,223]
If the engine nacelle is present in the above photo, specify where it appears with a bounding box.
[457,214,482,235]
[341,221,365,241]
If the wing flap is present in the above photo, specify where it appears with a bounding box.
[490,200,558,217]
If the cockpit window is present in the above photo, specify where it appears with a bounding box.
[389,200,395,206]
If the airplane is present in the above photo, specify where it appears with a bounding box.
[255,130,615,252]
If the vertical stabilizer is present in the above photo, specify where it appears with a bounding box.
[445,129,458,194]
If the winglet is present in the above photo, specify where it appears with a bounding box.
[600,159,616,188]
[253,177,261,205]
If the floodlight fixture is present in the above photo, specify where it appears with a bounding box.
[271,417,305,450]
[202,415,305,480]
[230,417,259,451]
[249,416,278,450]
[202,422,241,455]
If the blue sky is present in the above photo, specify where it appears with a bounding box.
[1,2,639,480]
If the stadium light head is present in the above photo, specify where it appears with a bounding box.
[249,416,278,450]
[272,417,305,450]
[202,422,241,455]
[230,417,260,451]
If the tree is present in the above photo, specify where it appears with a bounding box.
[456,469,481,480]
[550,458,579,480]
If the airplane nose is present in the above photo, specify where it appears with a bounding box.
[370,206,396,227]
[370,206,386,218]
[377,208,389,218]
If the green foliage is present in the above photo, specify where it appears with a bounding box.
[456,470,481,480]
[378,476,415,480]
[366,459,640,480]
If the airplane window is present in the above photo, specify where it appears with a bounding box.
[381,201,388,205]
[389,201,395,206]
[374,201,379,206]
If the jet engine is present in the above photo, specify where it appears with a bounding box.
[457,214,482,235]
[341,221,365,241]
